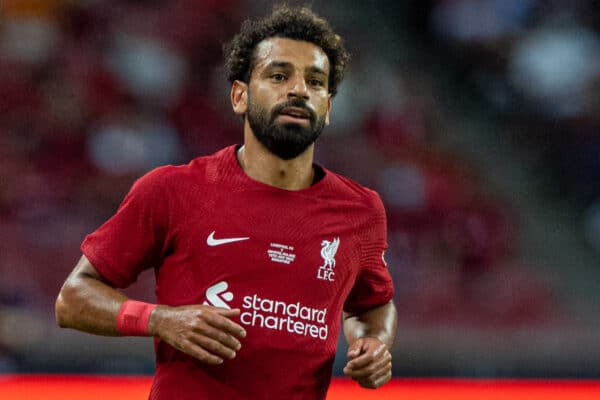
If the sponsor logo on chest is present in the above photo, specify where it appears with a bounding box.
[203,281,329,340]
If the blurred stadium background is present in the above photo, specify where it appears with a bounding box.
[1,0,600,391]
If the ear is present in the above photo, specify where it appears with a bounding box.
[231,80,248,115]
[324,94,332,126]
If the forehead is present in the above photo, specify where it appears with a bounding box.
[252,37,330,74]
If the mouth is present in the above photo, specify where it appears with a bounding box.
[278,107,311,120]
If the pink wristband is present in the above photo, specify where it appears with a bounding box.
[116,300,157,336]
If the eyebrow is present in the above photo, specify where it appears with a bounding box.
[265,61,328,76]
[306,66,327,76]
[266,61,294,70]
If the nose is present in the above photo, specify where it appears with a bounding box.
[287,76,309,101]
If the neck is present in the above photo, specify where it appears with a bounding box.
[238,129,315,191]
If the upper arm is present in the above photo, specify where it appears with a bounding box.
[55,254,128,333]
[58,255,116,304]
[80,168,171,288]
[344,194,394,314]
[66,255,113,285]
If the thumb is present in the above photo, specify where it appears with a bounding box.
[347,338,365,359]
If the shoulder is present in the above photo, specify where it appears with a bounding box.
[324,169,383,208]
[134,146,235,190]
[322,168,385,214]
[130,164,188,195]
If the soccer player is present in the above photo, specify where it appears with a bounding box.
[55,5,397,399]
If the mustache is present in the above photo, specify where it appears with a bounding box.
[270,99,316,123]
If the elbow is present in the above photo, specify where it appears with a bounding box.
[55,284,77,329]
[54,292,69,328]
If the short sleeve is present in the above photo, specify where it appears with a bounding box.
[344,193,394,315]
[81,168,170,288]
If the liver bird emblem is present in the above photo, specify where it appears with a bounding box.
[320,237,340,269]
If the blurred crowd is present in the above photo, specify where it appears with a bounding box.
[413,0,600,252]
[1,0,598,375]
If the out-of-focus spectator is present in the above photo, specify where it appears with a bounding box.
[87,107,183,176]
[432,0,536,44]
[0,0,66,65]
[509,24,600,117]
[106,32,187,107]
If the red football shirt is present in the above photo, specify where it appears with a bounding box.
[82,145,394,400]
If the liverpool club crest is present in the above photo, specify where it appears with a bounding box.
[317,237,339,281]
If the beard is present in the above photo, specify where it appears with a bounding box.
[246,94,327,160]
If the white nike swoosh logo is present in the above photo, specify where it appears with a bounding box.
[206,231,250,246]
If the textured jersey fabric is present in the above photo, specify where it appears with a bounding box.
[82,145,394,400]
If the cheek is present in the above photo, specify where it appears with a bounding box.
[315,98,330,116]
[254,81,285,100]
[252,89,282,113]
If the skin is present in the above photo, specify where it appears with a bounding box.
[343,304,397,389]
[55,255,246,364]
[55,37,397,388]
[231,37,331,190]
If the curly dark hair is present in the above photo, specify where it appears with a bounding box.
[224,4,350,96]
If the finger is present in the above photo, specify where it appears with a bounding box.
[359,368,392,389]
[213,307,241,317]
[188,332,238,360]
[345,343,387,370]
[192,320,242,352]
[351,359,392,389]
[369,368,393,388]
[357,360,391,382]
[346,351,392,378]
[199,309,247,338]
[175,338,224,365]
[343,350,391,377]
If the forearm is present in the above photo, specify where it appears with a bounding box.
[343,300,397,349]
[55,255,130,336]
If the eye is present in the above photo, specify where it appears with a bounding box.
[309,79,324,87]
[271,73,286,82]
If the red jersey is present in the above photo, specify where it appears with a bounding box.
[82,145,394,400]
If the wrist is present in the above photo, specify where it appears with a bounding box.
[116,300,157,336]
[147,304,167,337]
[359,333,390,348]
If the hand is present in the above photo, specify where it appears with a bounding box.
[149,304,247,365]
[343,337,392,389]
